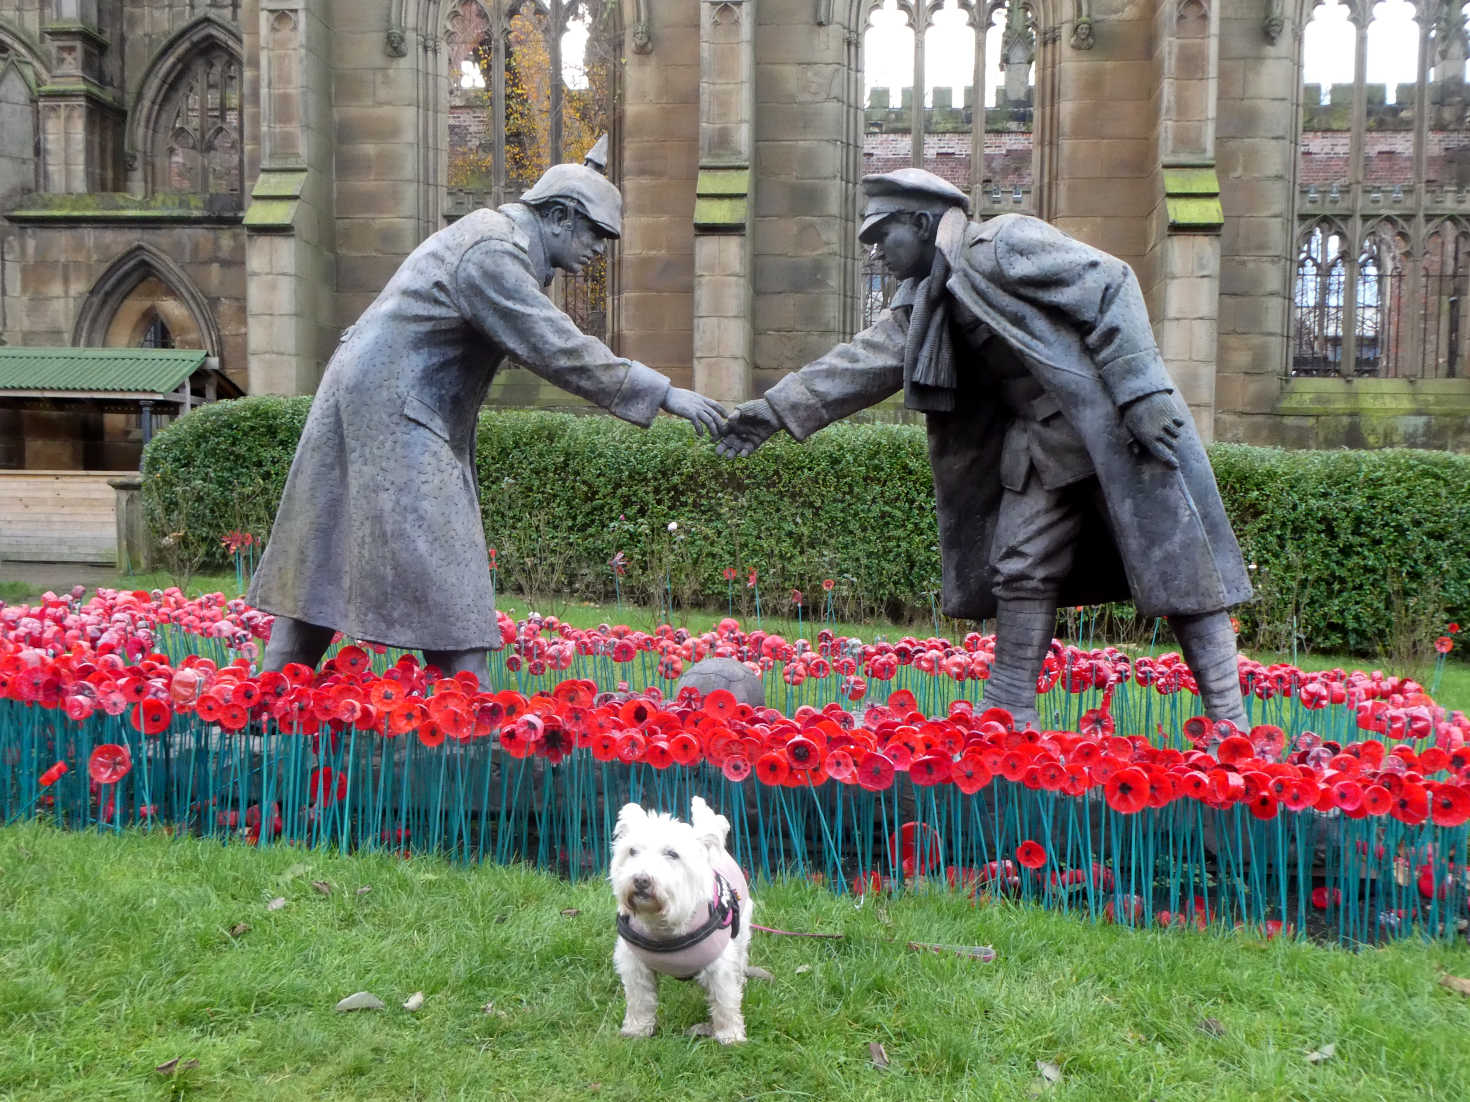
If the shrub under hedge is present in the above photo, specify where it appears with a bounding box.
[142,396,1469,657]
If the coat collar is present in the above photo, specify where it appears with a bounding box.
[503,202,555,288]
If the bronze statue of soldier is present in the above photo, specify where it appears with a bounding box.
[719,168,1252,732]
[249,164,726,685]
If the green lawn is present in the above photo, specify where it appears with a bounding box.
[1,821,1468,1100]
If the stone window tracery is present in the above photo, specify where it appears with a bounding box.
[146,42,243,200]
[1293,0,1470,377]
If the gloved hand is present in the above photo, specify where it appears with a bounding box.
[715,399,782,458]
[1121,391,1184,468]
[661,387,728,438]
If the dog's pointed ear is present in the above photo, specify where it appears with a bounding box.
[614,803,647,842]
[689,796,730,852]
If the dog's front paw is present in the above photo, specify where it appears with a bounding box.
[686,1021,746,1045]
[620,1016,656,1038]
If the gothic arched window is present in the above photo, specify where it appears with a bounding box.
[158,45,242,199]
[445,0,615,204]
[1294,0,1470,377]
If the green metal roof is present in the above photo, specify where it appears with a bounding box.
[0,347,207,395]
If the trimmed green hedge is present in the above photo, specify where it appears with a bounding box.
[142,396,1470,656]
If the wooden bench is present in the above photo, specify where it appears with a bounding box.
[0,471,124,564]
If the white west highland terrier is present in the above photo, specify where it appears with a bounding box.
[610,796,752,1044]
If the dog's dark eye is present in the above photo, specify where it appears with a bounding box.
[663,848,680,861]
[627,847,638,857]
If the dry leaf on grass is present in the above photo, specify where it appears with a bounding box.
[1439,974,1470,997]
[1197,1018,1226,1037]
[560,908,581,917]
[794,964,812,975]
[311,880,332,895]
[227,923,250,938]
[745,965,774,982]
[154,1058,199,1076]
[1036,1060,1062,1084]
[869,1042,889,1068]
[1306,1042,1337,1064]
[334,991,386,1012]
[402,991,424,1012]
[356,886,372,897]
[266,897,286,912]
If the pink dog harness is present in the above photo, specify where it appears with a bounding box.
[617,853,748,980]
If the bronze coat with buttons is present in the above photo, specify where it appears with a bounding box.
[248,204,670,651]
[764,213,1252,620]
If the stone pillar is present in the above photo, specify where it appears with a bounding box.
[1214,3,1296,444]
[244,3,337,396]
[37,0,123,194]
[691,0,755,405]
[1154,0,1223,440]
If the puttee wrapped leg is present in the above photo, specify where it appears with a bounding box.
[983,597,1057,731]
[1169,610,1248,731]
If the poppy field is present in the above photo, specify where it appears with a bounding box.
[2,586,1468,947]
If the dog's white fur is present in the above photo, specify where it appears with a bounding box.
[610,796,752,1044]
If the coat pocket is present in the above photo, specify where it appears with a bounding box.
[402,394,453,443]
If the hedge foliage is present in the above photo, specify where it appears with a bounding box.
[142,396,1469,657]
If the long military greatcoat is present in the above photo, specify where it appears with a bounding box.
[248,204,670,651]
[764,213,1252,620]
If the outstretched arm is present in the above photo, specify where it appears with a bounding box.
[453,238,670,426]
[753,310,908,444]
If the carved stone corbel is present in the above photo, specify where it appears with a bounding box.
[1071,1,1095,50]
[1263,0,1284,44]
[386,0,409,57]
[631,0,653,53]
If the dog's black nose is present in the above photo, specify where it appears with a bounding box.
[632,874,652,893]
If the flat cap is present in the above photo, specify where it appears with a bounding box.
[859,168,971,241]
[521,162,622,237]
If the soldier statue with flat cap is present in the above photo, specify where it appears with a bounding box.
[250,163,726,685]
[718,168,1252,732]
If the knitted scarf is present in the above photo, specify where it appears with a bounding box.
[903,206,970,413]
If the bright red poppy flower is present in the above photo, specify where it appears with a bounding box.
[823,748,856,783]
[1104,766,1148,814]
[721,754,752,783]
[1015,839,1047,869]
[335,645,370,675]
[754,751,789,786]
[39,760,68,786]
[1430,783,1470,827]
[856,751,896,792]
[1310,885,1341,909]
[1361,784,1392,815]
[130,697,170,736]
[909,754,952,786]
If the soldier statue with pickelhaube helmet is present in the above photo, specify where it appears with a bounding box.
[718,167,1253,735]
[249,162,727,686]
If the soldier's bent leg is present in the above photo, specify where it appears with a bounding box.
[985,598,1058,730]
[1168,610,1248,731]
[423,648,491,688]
[987,481,1089,730]
[261,616,336,673]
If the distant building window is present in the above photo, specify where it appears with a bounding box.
[1293,0,1470,378]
